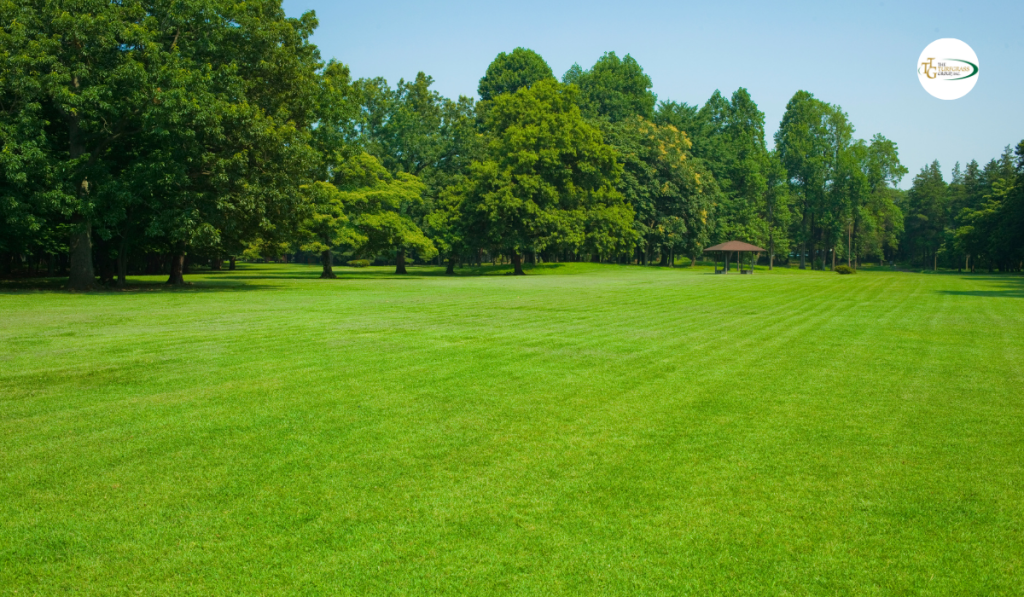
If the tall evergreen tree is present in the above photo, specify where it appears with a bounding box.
[905,161,949,269]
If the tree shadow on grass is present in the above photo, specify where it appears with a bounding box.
[937,277,1024,298]
[0,263,579,293]
[212,262,571,280]
[0,278,282,295]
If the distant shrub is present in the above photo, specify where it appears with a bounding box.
[835,265,855,275]
[347,259,370,268]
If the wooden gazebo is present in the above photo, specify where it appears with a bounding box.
[704,241,766,274]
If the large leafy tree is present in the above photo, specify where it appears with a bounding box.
[1,0,170,288]
[298,59,362,278]
[349,72,481,270]
[477,47,554,102]
[597,116,714,265]
[335,152,436,274]
[850,134,907,266]
[297,182,354,279]
[0,0,322,289]
[0,7,62,276]
[460,79,630,274]
[562,52,656,122]
[776,91,833,269]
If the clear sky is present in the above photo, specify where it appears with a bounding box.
[281,0,1024,188]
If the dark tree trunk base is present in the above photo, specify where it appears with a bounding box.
[395,249,407,275]
[167,253,185,285]
[512,251,525,275]
[320,250,336,279]
[67,223,97,291]
[445,257,456,275]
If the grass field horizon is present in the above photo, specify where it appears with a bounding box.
[2,264,1023,595]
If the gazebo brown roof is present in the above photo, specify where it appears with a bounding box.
[704,240,766,253]
[703,240,766,274]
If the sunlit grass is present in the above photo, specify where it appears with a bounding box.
[2,263,1022,595]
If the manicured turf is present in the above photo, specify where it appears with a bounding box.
[2,263,1022,595]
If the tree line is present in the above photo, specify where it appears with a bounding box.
[902,146,1024,272]
[2,2,1022,289]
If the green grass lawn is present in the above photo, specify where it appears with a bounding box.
[2,263,1022,595]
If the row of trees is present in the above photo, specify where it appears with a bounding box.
[903,145,1024,272]
[3,2,1019,288]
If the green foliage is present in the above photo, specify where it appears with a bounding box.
[562,52,656,122]
[774,90,899,269]
[0,0,323,286]
[477,48,555,101]
[948,144,1023,272]
[835,264,855,274]
[346,259,370,267]
[460,79,632,267]
[3,11,1015,283]
[597,116,714,263]
[904,161,949,268]
[335,153,437,262]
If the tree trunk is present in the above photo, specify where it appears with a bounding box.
[117,238,128,288]
[798,209,809,269]
[320,250,336,279]
[167,245,185,285]
[512,250,525,275]
[847,225,852,268]
[832,246,836,271]
[211,255,222,271]
[66,105,97,291]
[690,251,696,267]
[395,249,408,274]
[229,256,236,270]
[68,218,96,290]
[933,252,937,272]
[446,256,456,275]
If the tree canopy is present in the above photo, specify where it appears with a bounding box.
[477,47,555,102]
[5,17,1022,283]
[562,52,657,122]
[459,79,630,274]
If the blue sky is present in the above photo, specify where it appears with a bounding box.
[281,0,1024,188]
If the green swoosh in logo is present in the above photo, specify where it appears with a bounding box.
[941,58,979,80]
